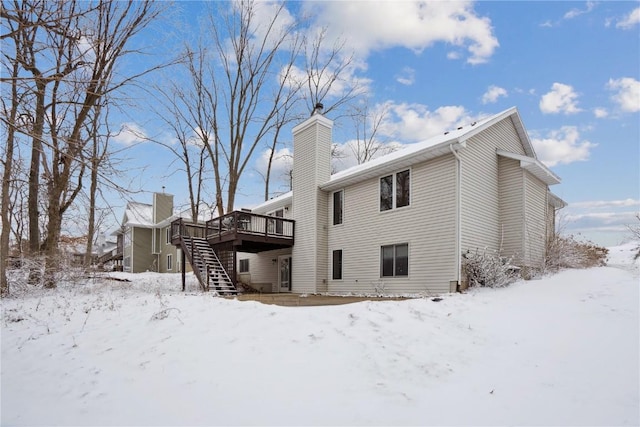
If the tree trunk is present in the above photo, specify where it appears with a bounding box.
[0,59,20,296]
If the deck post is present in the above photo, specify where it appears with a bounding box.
[181,248,186,292]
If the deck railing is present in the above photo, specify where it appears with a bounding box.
[170,218,207,243]
[205,211,294,241]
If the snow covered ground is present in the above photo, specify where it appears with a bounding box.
[2,244,638,426]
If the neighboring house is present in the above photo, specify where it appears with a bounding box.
[114,192,184,273]
[233,106,564,294]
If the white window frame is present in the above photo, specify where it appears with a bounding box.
[379,168,411,212]
[380,243,409,277]
[167,254,173,271]
[333,190,344,225]
[239,259,249,273]
[332,249,343,280]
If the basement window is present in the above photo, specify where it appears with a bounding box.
[381,243,408,277]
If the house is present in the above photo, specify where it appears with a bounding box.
[113,192,184,273]
[171,106,564,295]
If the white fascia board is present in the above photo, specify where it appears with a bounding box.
[496,149,561,185]
[320,140,465,192]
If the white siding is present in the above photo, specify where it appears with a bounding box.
[461,117,527,254]
[237,248,292,292]
[523,172,547,268]
[498,156,524,263]
[327,154,457,294]
[291,115,332,293]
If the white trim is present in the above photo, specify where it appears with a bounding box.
[496,149,560,185]
[331,248,343,281]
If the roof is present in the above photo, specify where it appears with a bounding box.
[496,150,561,185]
[548,192,568,209]
[251,191,292,213]
[320,107,542,191]
[247,107,558,206]
[123,202,154,228]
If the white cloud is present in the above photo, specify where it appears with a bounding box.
[113,122,148,145]
[531,126,597,167]
[255,147,293,182]
[607,77,640,113]
[377,102,472,142]
[539,83,582,114]
[570,199,640,209]
[615,7,640,29]
[563,1,596,20]
[593,107,608,118]
[306,1,499,65]
[481,85,508,104]
[396,67,415,86]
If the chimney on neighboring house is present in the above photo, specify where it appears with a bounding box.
[291,105,333,293]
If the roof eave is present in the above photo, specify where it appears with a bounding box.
[320,139,465,191]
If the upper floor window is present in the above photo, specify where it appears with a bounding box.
[333,190,343,225]
[380,169,410,211]
[165,227,171,244]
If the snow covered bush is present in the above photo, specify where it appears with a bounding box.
[545,234,608,271]
[462,249,519,288]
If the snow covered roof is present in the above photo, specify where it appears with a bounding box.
[322,107,528,191]
[251,191,292,213]
[123,202,154,228]
[247,107,556,206]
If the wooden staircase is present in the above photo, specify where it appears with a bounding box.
[182,237,238,295]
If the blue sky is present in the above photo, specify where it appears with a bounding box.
[105,1,639,247]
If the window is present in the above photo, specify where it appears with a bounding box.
[332,250,343,280]
[380,169,410,211]
[167,254,173,271]
[333,190,343,225]
[165,227,170,244]
[381,243,408,277]
[239,259,249,273]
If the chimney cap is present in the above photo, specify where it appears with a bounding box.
[312,102,324,116]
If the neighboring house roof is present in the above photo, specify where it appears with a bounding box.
[124,202,154,228]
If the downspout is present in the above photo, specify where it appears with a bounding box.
[449,143,462,291]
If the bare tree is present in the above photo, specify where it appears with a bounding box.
[0,18,21,295]
[150,61,212,223]
[300,27,360,118]
[348,101,394,165]
[261,27,361,200]
[3,0,165,288]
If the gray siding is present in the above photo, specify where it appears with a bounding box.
[327,154,457,294]
[158,225,178,273]
[153,193,173,223]
[132,227,155,273]
[498,156,524,263]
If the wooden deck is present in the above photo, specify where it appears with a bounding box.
[171,211,294,253]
